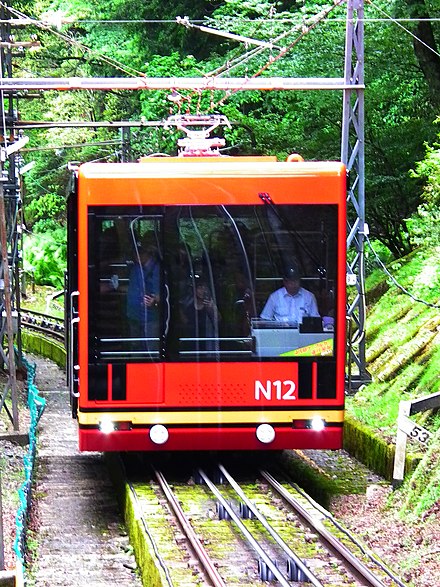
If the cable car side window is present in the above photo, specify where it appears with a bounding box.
[88,211,163,361]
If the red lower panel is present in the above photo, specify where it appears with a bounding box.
[78,426,343,452]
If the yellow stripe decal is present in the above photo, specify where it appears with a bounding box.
[78,409,344,426]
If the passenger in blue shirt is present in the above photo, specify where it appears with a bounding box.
[127,242,160,349]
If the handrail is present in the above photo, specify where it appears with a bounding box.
[69,291,80,399]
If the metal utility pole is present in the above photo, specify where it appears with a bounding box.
[0,0,24,431]
[341,0,370,391]
[0,1,16,571]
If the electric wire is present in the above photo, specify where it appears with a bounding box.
[1,0,349,115]
[22,139,121,152]
[204,12,299,79]
[209,0,346,111]
[5,17,440,25]
[1,2,147,79]
[4,0,438,118]
[174,0,347,112]
[366,0,440,60]
[213,1,343,77]
[2,1,440,86]
[176,16,283,50]
[365,234,440,309]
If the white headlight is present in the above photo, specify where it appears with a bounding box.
[311,417,325,432]
[256,423,276,444]
[149,424,169,445]
[99,417,115,435]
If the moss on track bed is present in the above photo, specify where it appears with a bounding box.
[21,332,427,586]
[104,449,390,587]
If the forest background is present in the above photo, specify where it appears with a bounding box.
[12,0,440,285]
[5,0,440,520]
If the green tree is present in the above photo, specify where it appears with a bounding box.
[11,0,440,259]
[361,1,437,255]
[408,129,440,246]
[393,0,440,108]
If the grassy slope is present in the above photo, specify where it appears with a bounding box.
[347,245,440,517]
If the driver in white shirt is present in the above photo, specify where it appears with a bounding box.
[260,267,319,325]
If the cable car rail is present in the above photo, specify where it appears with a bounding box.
[260,469,407,587]
[127,461,407,586]
[21,308,65,343]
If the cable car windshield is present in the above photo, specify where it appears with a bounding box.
[88,203,338,362]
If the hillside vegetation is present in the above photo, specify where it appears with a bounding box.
[348,244,440,518]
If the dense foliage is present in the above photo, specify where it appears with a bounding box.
[10,0,440,267]
[23,228,67,289]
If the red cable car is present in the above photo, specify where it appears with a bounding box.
[66,119,346,452]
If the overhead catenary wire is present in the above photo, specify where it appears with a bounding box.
[5,17,440,25]
[22,139,121,152]
[176,15,283,50]
[168,0,348,113]
[1,0,347,98]
[204,8,305,78]
[1,0,438,105]
[210,0,346,79]
[208,0,346,110]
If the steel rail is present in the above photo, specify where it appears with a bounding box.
[153,468,226,587]
[291,480,408,587]
[21,308,64,322]
[198,468,292,587]
[21,309,64,343]
[218,464,324,587]
[0,77,364,91]
[261,469,390,587]
[22,322,64,342]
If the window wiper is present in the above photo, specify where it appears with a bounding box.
[258,192,326,278]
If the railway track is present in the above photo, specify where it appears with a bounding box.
[21,308,65,343]
[124,457,407,587]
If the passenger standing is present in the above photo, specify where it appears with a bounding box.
[181,276,220,353]
[126,240,160,350]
